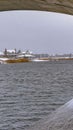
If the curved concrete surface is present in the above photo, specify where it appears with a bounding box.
[0,0,73,15]
[28,99,73,130]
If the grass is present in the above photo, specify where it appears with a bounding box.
[6,58,30,63]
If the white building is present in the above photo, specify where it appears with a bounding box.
[6,49,16,54]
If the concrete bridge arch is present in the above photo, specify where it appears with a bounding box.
[0,0,73,15]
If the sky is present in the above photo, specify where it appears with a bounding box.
[0,10,73,55]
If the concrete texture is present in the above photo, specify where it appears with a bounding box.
[0,0,73,15]
[27,99,73,130]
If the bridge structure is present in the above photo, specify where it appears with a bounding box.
[0,0,73,15]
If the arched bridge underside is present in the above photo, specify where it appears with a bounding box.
[0,0,73,15]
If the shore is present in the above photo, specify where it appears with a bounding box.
[1,56,73,64]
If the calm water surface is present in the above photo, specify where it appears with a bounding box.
[0,61,73,130]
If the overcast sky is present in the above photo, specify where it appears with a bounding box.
[0,10,73,54]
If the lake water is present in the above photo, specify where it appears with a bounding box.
[0,61,73,130]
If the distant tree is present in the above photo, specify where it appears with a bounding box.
[14,48,16,54]
[17,50,21,54]
[4,48,7,55]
